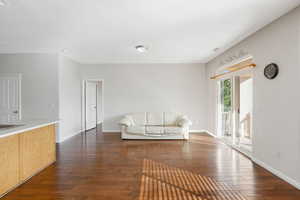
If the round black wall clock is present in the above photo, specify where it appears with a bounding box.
[264,63,279,79]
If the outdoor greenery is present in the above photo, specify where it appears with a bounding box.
[221,79,232,112]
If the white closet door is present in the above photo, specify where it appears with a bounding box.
[0,74,21,123]
[85,81,97,130]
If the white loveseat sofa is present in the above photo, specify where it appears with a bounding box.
[119,112,192,140]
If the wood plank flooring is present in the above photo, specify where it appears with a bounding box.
[2,128,300,200]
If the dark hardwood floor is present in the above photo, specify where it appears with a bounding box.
[2,128,300,200]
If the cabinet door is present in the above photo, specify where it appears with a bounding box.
[41,125,56,166]
[0,135,20,194]
[20,125,56,181]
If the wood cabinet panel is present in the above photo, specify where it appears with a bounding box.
[20,125,56,181]
[42,125,56,166]
[0,135,20,195]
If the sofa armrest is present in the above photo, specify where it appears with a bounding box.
[177,117,192,128]
[119,116,134,127]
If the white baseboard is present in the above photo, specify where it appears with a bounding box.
[189,130,203,133]
[199,130,217,137]
[102,129,120,133]
[57,129,83,143]
[251,157,300,190]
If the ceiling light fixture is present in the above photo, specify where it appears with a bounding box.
[135,45,148,53]
[0,0,6,6]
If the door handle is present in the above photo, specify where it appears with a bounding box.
[13,110,19,114]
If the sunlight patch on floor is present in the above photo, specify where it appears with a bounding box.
[139,159,247,200]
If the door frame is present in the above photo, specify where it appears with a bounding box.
[81,79,104,132]
[216,72,254,155]
[0,73,22,121]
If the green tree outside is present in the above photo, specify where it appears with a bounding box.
[221,79,232,112]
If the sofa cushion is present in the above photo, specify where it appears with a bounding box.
[164,112,180,126]
[130,112,147,125]
[119,116,134,126]
[177,116,192,127]
[125,115,135,126]
[164,126,184,135]
[146,126,164,134]
[147,112,164,125]
[127,126,145,134]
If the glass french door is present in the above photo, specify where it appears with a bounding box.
[217,78,233,143]
[237,75,253,152]
[217,75,253,154]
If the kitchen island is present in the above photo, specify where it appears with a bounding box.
[0,120,58,198]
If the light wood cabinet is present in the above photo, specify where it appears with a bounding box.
[43,125,56,167]
[0,135,20,195]
[20,125,56,181]
[0,124,56,196]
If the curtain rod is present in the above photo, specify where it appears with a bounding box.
[210,63,256,80]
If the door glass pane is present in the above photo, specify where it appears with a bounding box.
[220,79,232,140]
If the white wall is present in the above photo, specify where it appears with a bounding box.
[58,56,82,143]
[0,54,83,143]
[206,6,300,186]
[80,63,208,131]
[0,53,59,120]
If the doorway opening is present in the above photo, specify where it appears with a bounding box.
[82,80,103,132]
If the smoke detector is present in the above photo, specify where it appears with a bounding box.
[135,45,148,53]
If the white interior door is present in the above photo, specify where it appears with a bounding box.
[85,81,97,130]
[0,74,21,123]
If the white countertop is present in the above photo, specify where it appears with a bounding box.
[0,119,59,138]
